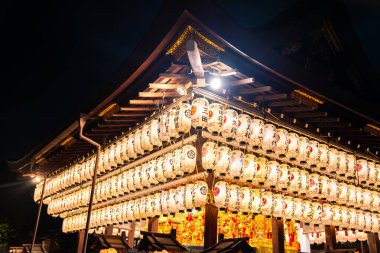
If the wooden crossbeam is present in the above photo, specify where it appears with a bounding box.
[138,92,178,98]
[98,124,132,128]
[282,106,316,112]
[91,128,124,132]
[315,122,352,128]
[238,86,271,95]
[294,112,328,118]
[112,113,147,117]
[104,119,137,123]
[268,100,301,107]
[306,117,340,123]
[120,107,156,111]
[254,94,287,101]
[149,83,179,89]
[159,73,189,79]
[186,40,205,79]
[129,99,168,105]
[229,78,255,86]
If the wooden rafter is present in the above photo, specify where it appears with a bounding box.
[148,83,180,89]
[138,92,179,98]
[229,78,255,86]
[120,107,156,111]
[282,106,316,112]
[129,99,168,105]
[238,86,271,95]
[112,113,148,117]
[294,112,328,118]
[254,94,287,101]
[268,100,301,107]
[306,117,340,123]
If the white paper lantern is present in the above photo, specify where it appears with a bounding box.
[375,163,380,188]
[154,157,167,184]
[133,199,141,221]
[277,164,290,191]
[299,170,309,196]
[308,173,320,199]
[236,114,251,145]
[293,198,303,222]
[145,195,154,218]
[158,113,170,143]
[355,187,363,209]
[191,98,209,129]
[311,202,322,226]
[254,157,269,186]
[357,230,367,241]
[102,148,112,171]
[168,107,180,141]
[286,132,299,161]
[153,192,161,217]
[317,144,329,171]
[367,161,378,187]
[364,212,372,232]
[181,145,196,174]
[248,118,264,149]
[228,150,244,179]
[332,205,342,227]
[275,128,288,158]
[301,200,313,225]
[349,209,358,229]
[127,169,136,192]
[371,214,379,233]
[362,189,372,211]
[214,181,229,210]
[175,186,186,213]
[347,184,356,207]
[356,159,369,185]
[227,184,242,213]
[202,142,217,172]
[134,166,143,190]
[357,211,366,231]
[321,204,333,225]
[327,148,338,174]
[148,160,159,185]
[241,154,257,183]
[139,197,147,219]
[127,134,137,160]
[346,154,356,180]
[262,124,276,154]
[266,160,279,189]
[298,136,310,164]
[134,129,145,156]
[150,119,162,148]
[221,109,238,142]
[371,191,380,213]
[173,149,184,178]
[337,182,348,205]
[240,187,253,214]
[194,181,208,208]
[347,230,357,242]
[283,196,295,221]
[288,167,301,194]
[327,179,338,203]
[160,191,170,216]
[307,140,319,168]
[272,194,284,218]
[141,124,153,152]
[168,189,177,214]
[163,152,176,180]
[177,102,191,135]
[319,176,330,200]
[184,183,195,211]
[336,151,348,176]
[341,206,351,228]
[215,146,231,176]
[260,191,274,217]
[207,103,224,136]
[140,163,150,189]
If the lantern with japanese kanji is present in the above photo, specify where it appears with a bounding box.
[275,128,288,158]
[215,146,231,176]
[202,142,217,172]
[357,159,369,185]
[214,181,229,211]
[173,149,184,178]
[177,102,192,135]
[168,107,180,140]
[298,136,310,164]
[181,144,197,174]
[191,98,209,129]
[240,186,253,214]
[277,164,290,191]
[236,114,251,145]
[318,144,329,171]
[150,119,162,148]
[163,152,176,180]
[293,198,303,223]
[161,191,170,216]
[272,194,284,218]
[307,140,319,168]
[301,200,312,225]
[331,205,342,227]
[175,186,186,213]
[228,184,242,213]
[207,103,224,136]
[308,173,320,199]
[221,109,238,142]
[228,150,244,179]
[254,157,269,186]
[299,169,309,196]
[367,161,378,186]
[286,132,299,161]
[321,203,333,225]
[319,175,330,200]
[337,182,348,205]
[362,189,372,211]
[141,124,153,152]
[184,183,195,211]
[134,129,145,157]
[283,196,295,221]
[266,160,279,189]
[168,188,177,215]
[262,123,277,154]
[336,151,348,176]
[241,153,257,183]
[311,202,322,226]
[327,148,338,174]
[248,118,264,149]
[194,181,208,208]
[327,179,338,203]
[158,113,170,143]
[261,191,274,217]
[341,206,351,228]
[355,186,363,209]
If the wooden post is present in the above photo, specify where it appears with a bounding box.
[127,221,136,248]
[76,231,85,253]
[367,232,380,253]
[105,225,114,235]
[271,217,285,253]
[148,217,159,233]
[324,225,337,251]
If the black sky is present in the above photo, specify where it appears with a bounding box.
[0,0,379,245]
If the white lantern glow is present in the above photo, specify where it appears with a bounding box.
[367,161,378,186]
[158,113,170,143]
[307,140,319,168]
[214,181,229,211]
[321,203,334,225]
[283,196,295,221]
[260,191,274,217]
[181,144,197,174]
[317,144,329,171]
[202,142,217,172]
[319,175,330,200]
[163,152,176,180]
[331,205,342,227]
[194,181,208,209]
[299,170,309,196]
[241,154,257,183]
[254,157,269,186]
[266,160,279,189]
[275,128,288,158]
[347,184,356,207]
[221,109,238,142]
[357,159,369,185]
[134,129,145,156]
[301,200,312,225]
[286,132,299,161]
[127,134,137,160]
[207,103,224,136]
[293,198,303,222]
[311,202,322,226]
[215,146,231,176]
[173,149,184,178]
[175,186,186,213]
[336,151,348,176]
[236,114,251,145]
[150,119,162,148]
[337,182,348,205]
[327,148,338,174]
[262,123,276,154]
[228,150,244,179]
[168,107,180,141]
[355,187,363,209]
[347,154,356,180]
[177,102,191,135]
[277,164,290,191]
[248,118,264,149]
[227,184,242,213]
[308,173,320,199]
[141,124,153,152]
[341,206,351,228]
[240,187,253,214]
[327,179,338,203]
[191,98,209,129]
[288,167,301,194]
[184,183,195,211]
[362,189,372,211]
[298,136,310,164]
[168,189,177,215]
[272,194,284,218]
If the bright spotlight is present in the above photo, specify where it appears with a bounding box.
[33,176,42,183]
[210,77,221,89]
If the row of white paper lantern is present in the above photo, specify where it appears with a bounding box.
[309,230,368,244]
[62,181,208,233]
[203,143,380,211]
[46,144,197,214]
[213,181,380,232]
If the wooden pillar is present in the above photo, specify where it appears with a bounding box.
[76,231,85,253]
[127,221,136,248]
[148,217,158,233]
[271,217,285,253]
[367,232,380,253]
[105,225,114,235]
[324,225,337,251]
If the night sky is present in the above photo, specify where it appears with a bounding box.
[1,0,379,247]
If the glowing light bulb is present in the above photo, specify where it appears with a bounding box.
[210,77,221,89]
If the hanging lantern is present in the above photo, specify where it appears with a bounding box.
[266,160,279,189]
[337,182,348,205]
[293,198,304,223]
[356,159,369,185]
[241,153,257,183]
[272,194,284,218]
[355,187,363,209]
[173,149,184,178]
[214,181,229,211]
[286,132,299,161]
[298,136,310,164]
[113,142,124,167]
[362,189,372,211]
[148,160,159,186]
[207,103,224,136]
[127,134,137,160]
[301,200,313,225]
[141,124,153,153]
[299,170,309,196]
[357,231,367,241]
[260,191,274,218]
[288,167,301,194]
[307,140,319,168]
[315,232,325,245]
[227,184,242,213]
[364,212,372,232]
[346,154,356,180]
[145,195,154,218]
[102,148,112,171]
[327,179,339,203]
[283,196,295,221]
[308,173,320,199]
[191,98,209,129]
[153,192,161,217]
[347,230,357,242]
[248,118,264,150]
[236,114,251,145]
[202,142,218,172]
[340,206,351,229]
[228,150,244,179]
[254,157,269,186]
[240,186,253,215]
[119,138,129,164]
[167,188,177,215]
[177,102,191,135]
[221,109,238,142]
[319,176,330,200]
[175,186,186,213]
[347,184,356,207]
[181,145,197,174]
[139,197,147,220]
[154,157,167,184]
[371,214,379,233]
[357,211,366,231]
[336,151,348,177]
[150,119,162,149]
[134,129,145,157]
[367,161,378,186]
[336,231,347,243]
[326,148,338,174]
[262,123,276,154]
[161,191,169,217]
[371,191,380,213]
[134,166,143,190]
[184,183,195,211]
[168,107,180,141]
[311,202,322,226]
[332,205,342,227]
[140,163,150,189]
[163,152,176,180]
[194,181,208,209]
[133,199,141,221]
[375,163,380,188]
[349,209,358,229]
[215,146,231,176]
[158,113,170,143]
[275,128,288,158]
[127,169,136,193]
[317,144,329,171]
[277,164,290,191]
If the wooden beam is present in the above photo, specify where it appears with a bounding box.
[148,83,179,89]
[229,77,255,86]
[128,221,135,248]
[315,122,352,128]
[186,40,205,79]
[112,113,147,117]
[75,231,85,253]
[305,117,340,123]
[324,225,337,251]
[368,232,380,253]
[98,124,132,128]
[255,94,287,101]
[120,107,156,111]
[159,73,189,79]
[91,128,123,132]
[104,119,136,122]
[148,217,159,233]
[239,86,271,95]
[272,217,285,253]
[294,112,328,118]
[282,106,316,112]
[129,99,168,105]
[139,92,179,98]
[268,100,301,107]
